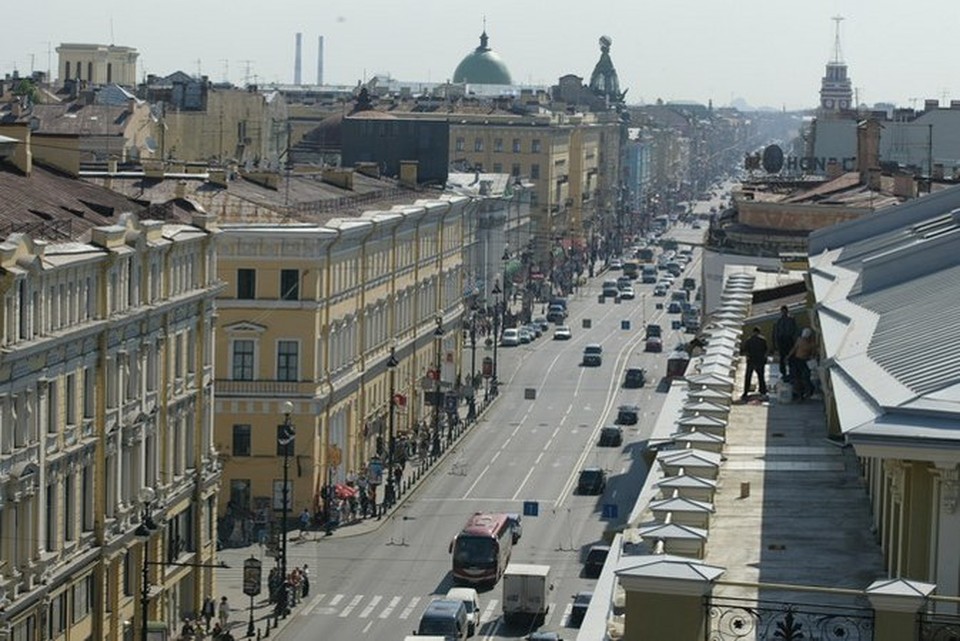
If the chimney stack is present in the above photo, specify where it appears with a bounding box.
[294,33,302,85]
[317,36,324,86]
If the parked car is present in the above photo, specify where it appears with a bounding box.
[598,426,623,447]
[519,328,533,344]
[576,468,607,495]
[501,328,520,346]
[553,325,572,341]
[525,323,542,339]
[616,405,639,425]
[619,286,636,300]
[533,317,550,332]
[623,367,646,388]
[569,591,593,628]
[584,545,611,578]
[653,284,669,297]
[582,344,603,366]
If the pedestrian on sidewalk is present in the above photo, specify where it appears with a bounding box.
[201,596,215,631]
[301,564,310,597]
[740,327,769,400]
[217,596,230,628]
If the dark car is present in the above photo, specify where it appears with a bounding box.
[569,591,593,628]
[623,367,646,388]
[616,405,639,425]
[546,305,567,323]
[584,545,611,578]
[645,336,663,353]
[598,426,623,447]
[645,324,662,338]
[667,301,683,314]
[577,468,607,495]
[582,344,603,367]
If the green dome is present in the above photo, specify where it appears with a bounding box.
[453,31,512,85]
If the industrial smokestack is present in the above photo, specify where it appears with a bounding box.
[317,36,324,86]
[294,32,302,85]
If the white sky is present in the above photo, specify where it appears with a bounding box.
[4,0,959,111]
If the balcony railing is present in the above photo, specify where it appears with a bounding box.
[707,597,874,641]
[215,379,316,397]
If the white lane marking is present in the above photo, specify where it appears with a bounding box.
[300,592,325,616]
[462,462,493,499]
[339,594,364,617]
[379,595,402,619]
[329,594,345,606]
[480,599,499,623]
[359,595,383,618]
[490,451,501,463]
[399,596,421,620]
[362,621,373,633]
[559,602,573,627]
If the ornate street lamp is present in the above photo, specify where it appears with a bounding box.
[277,401,295,617]
[491,280,502,397]
[385,347,399,506]
[432,317,444,457]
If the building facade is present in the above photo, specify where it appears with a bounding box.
[214,195,470,531]
[0,211,222,640]
[55,44,139,87]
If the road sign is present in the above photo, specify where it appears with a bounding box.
[523,501,539,517]
[601,504,618,520]
[621,320,631,330]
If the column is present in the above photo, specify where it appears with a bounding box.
[934,464,960,612]
[866,578,935,641]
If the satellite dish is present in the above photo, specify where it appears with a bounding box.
[145,137,158,153]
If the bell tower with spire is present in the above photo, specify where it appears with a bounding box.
[818,16,854,115]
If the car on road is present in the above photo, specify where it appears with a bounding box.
[645,336,663,353]
[444,587,480,636]
[645,323,662,338]
[576,467,607,495]
[584,545,611,578]
[525,323,542,339]
[616,405,640,425]
[601,280,619,298]
[598,426,623,447]
[609,258,623,270]
[501,328,520,346]
[546,304,567,323]
[519,327,533,344]
[533,317,550,332]
[623,367,646,388]
[569,591,593,628]
[667,301,683,314]
[553,325,572,340]
[582,344,603,366]
[619,286,635,300]
[653,284,668,297]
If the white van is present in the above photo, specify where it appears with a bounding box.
[445,587,480,635]
[417,598,469,640]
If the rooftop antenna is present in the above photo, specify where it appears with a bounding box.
[220,59,230,84]
[196,58,203,78]
[110,17,115,45]
[830,15,844,64]
[240,60,254,86]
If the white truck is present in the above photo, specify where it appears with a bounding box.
[501,563,552,625]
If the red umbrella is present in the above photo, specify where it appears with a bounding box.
[334,483,358,499]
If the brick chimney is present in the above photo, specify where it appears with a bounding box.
[893,174,916,199]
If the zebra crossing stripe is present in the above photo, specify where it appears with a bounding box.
[359,595,383,618]
[300,593,325,616]
[328,594,345,606]
[339,594,365,617]
[379,596,402,619]
[399,596,421,620]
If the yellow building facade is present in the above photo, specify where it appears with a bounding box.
[214,196,469,525]
[0,212,222,640]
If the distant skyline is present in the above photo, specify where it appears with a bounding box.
[4,0,960,111]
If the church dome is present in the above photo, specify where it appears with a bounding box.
[453,31,513,85]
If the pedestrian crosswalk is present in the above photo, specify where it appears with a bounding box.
[299,592,575,627]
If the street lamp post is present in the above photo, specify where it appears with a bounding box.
[135,488,159,641]
[432,317,444,457]
[467,309,477,421]
[385,347,399,506]
[491,280,502,397]
[277,401,296,618]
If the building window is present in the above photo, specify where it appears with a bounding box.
[123,550,133,596]
[229,479,251,511]
[493,163,502,173]
[232,424,251,456]
[231,340,255,380]
[512,138,521,153]
[455,137,464,152]
[280,269,299,301]
[277,340,299,382]
[106,63,112,84]
[494,138,503,152]
[46,483,57,551]
[237,269,256,299]
[532,139,541,153]
[474,138,484,152]
[530,164,540,179]
[512,163,521,177]
[64,475,75,541]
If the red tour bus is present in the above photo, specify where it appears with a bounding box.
[450,512,514,585]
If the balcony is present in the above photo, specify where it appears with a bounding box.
[215,379,318,398]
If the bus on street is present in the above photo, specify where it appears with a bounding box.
[450,512,514,586]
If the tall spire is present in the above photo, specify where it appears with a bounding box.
[831,15,844,64]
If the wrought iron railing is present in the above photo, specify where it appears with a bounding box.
[707,597,874,641]
[919,609,960,641]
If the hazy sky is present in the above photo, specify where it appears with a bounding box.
[4,0,960,111]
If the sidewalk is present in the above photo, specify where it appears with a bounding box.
[213,391,493,639]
